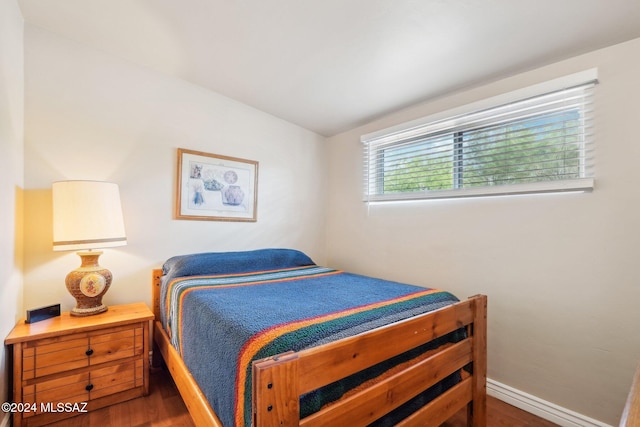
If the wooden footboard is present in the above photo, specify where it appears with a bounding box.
[152,269,487,427]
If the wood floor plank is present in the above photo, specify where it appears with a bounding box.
[442,397,560,427]
[45,368,558,426]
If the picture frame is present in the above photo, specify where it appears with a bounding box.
[175,148,258,222]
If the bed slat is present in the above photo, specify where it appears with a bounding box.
[299,339,472,427]
[397,376,473,427]
[297,299,475,394]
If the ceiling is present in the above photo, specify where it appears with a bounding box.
[18,0,640,137]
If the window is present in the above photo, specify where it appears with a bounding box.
[363,72,597,202]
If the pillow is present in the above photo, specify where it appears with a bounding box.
[162,248,316,281]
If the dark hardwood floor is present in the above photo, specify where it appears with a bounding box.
[442,398,560,427]
[46,369,559,426]
[46,369,194,427]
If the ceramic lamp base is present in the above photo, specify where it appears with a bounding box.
[66,251,111,317]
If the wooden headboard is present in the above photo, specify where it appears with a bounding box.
[152,269,163,320]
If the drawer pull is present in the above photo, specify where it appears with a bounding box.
[85,383,94,391]
[85,349,94,356]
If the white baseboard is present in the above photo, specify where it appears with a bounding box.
[0,412,9,427]
[488,378,612,427]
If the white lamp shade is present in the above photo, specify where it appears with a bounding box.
[52,181,127,251]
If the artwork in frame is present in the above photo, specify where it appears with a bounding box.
[175,148,258,221]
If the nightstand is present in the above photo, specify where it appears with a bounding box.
[4,302,154,427]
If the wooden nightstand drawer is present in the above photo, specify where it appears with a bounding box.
[23,373,90,419]
[89,325,144,365]
[90,359,143,399]
[22,359,144,414]
[5,303,154,427]
[22,324,145,379]
[23,336,89,379]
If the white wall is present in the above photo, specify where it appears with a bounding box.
[22,25,328,313]
[326,38,640,425]
[0,0,24,417]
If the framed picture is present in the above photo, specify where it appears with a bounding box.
[175,148,258,221]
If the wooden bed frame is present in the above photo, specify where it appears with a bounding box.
[151,269,488,427]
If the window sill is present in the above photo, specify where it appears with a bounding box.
[364,178,594,203]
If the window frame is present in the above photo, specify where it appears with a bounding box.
[362,69,597,203]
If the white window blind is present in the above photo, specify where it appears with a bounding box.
[363,74,597,202]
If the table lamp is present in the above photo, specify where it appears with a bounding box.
[52,180,127,316]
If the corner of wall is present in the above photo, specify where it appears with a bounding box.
[0,0,25,409]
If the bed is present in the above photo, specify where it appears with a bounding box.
[151,248,487,427]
